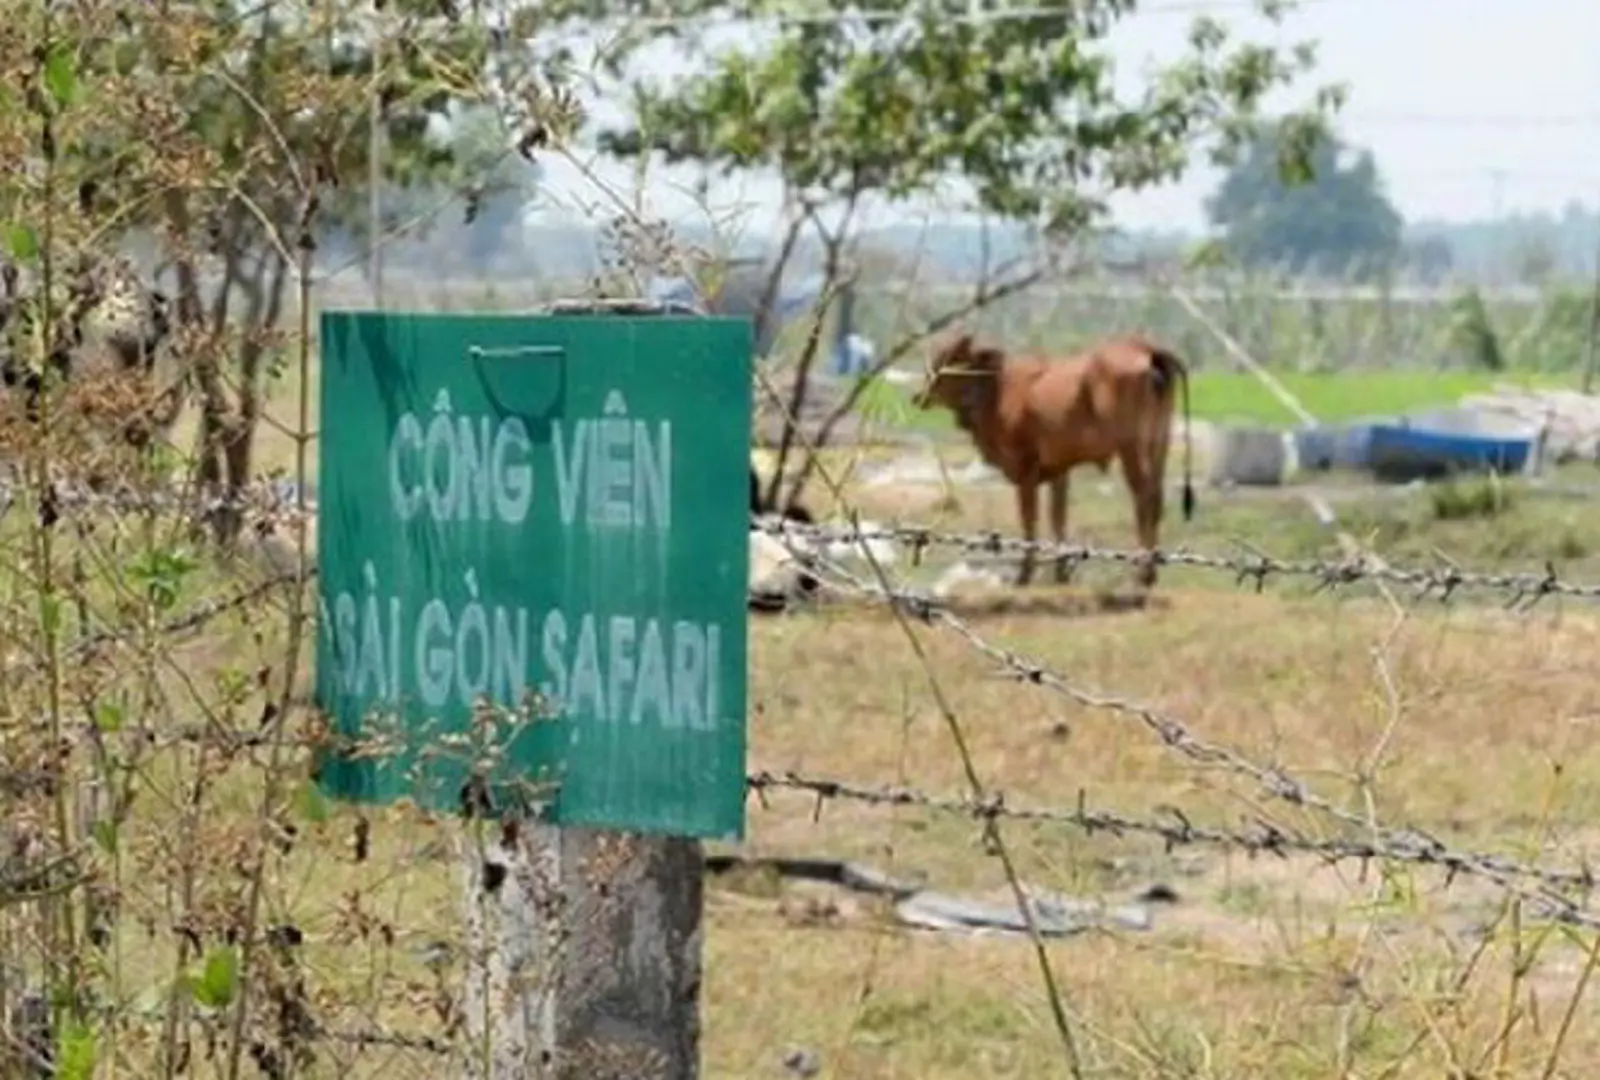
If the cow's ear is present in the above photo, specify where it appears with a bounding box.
[931,330,973,370]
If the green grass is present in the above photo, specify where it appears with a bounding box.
[859,368,1576,435]
[1185,369,1572,425]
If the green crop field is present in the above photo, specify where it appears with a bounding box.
[1184,369,1571,424]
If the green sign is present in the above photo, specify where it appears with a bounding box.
[312,309,752,840]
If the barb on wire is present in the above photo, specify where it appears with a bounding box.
[2,699,405,759]
[121,1006,456,1057]
[0,474,315,525]
[758,518,1600,607]
[0,846,90,906]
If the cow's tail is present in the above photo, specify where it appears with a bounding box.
[1149,347,1196,522]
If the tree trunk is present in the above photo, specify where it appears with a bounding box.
[216,250,289,546]
[160,192,235,529]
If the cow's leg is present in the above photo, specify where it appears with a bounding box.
[1047,474,1071,583]
[1140,419,1174,586]
[1119,446,1160,588]
[1138,466,1165,588]
[1143,444,1168,585]
[1014,478,1040,587]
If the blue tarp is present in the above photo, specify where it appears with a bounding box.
[1292,406,1540,480]
[1293,419,1381,472]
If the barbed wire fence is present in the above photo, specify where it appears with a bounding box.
[757,518,1600,893]
[2,263,1599,1072]
[0,268,1593,1077]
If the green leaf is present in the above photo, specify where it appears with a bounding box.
[94,702,125,733]
[129,548,200,612]
[1183,239,1230,272]
[594,2,1343,279]
[191,946,239,1009]
[5,223,38,263]
[857,377,913,428]
[44,44,79,108]
[294,780,330,825]
[55,1020,95,1080]
[91,820,118,856]
[39,595,61,637]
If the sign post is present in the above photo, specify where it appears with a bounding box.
[313,301,752,1078]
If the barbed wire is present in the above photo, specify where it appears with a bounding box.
[766,538,1600,927]
[109,1009,458,1058]
[73,567,306,657]
[310,1024,454,1055]
[10,477,1596,856]
[745,770,1600,925]
[758,517,1600,607]
[30,471,1600,609]
[0,473,314,524]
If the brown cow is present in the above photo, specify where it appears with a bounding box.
[912,330,1195,588]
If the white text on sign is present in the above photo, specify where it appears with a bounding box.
[388,390,535,525]
[357,386,702,730]
[323,565,725,732]
[385,388,672,532]
[553,390,672,531]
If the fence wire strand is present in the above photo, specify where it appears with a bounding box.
[743,769,1600,927]
[757,517,1600,607]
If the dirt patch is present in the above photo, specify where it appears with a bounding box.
[822,583,1169,622]
[930,585,1168,620]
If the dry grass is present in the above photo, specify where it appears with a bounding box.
[703,468,1600,1078]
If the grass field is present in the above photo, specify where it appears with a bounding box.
[24,428,1600,1078]
[859,367,1574,434]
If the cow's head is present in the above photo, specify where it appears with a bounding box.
[913,330,1003,416]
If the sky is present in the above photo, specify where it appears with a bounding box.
[522,0,1600,237]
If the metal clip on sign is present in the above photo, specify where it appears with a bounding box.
[539,297,706,317]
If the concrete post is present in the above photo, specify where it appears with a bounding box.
[461,818,704,1080]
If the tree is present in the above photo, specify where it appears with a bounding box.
[1403,235,1456,285]
[1,1,522,540]
[336,102,544,278]
[1205,124,1403,280]
[571,0,1345,510]
[1513,234,1560,286]
[0,6,562,1065]
[452,107,543,270]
